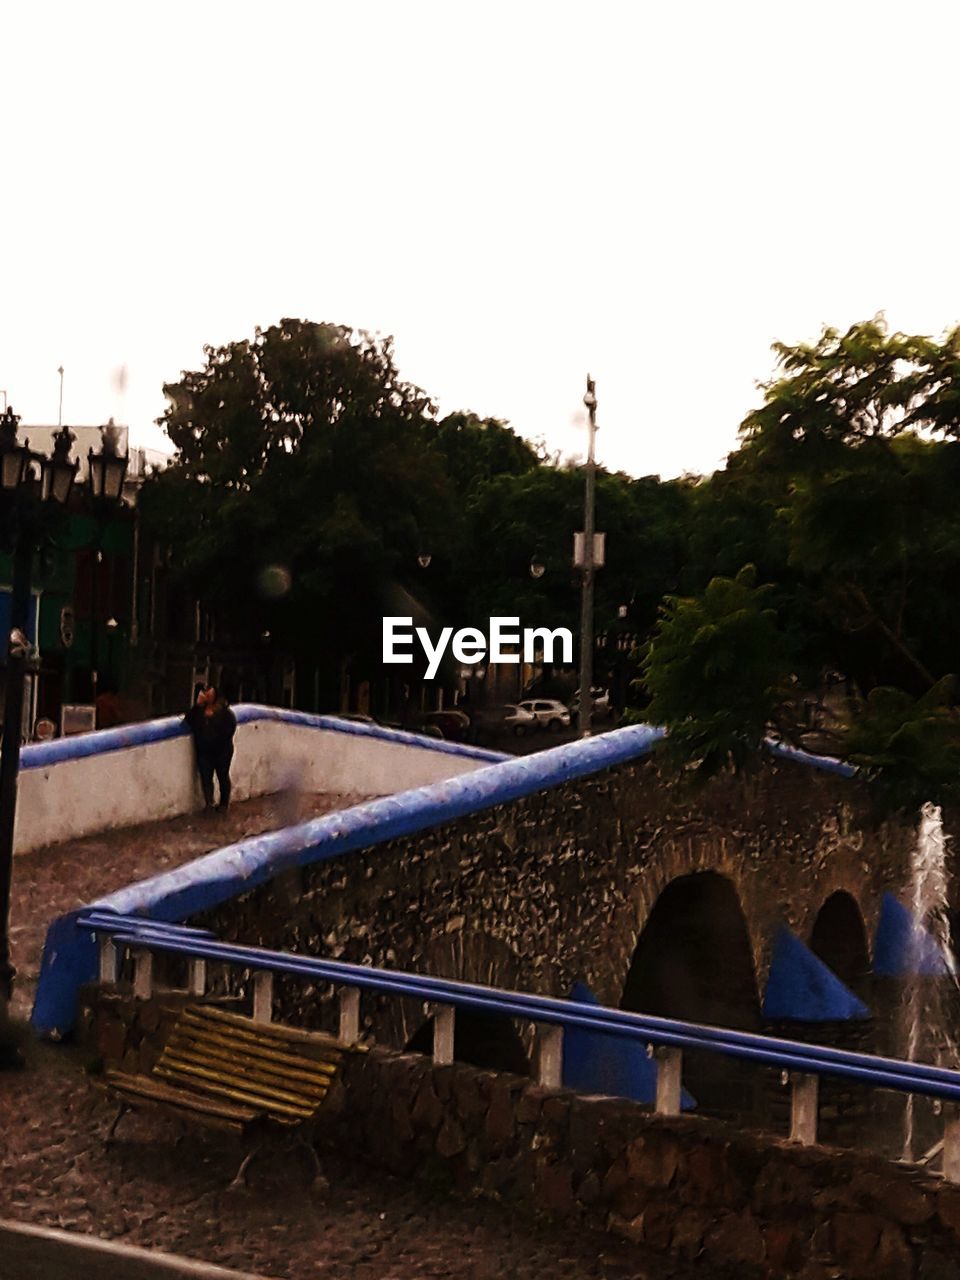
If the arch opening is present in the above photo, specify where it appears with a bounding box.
[621,871,761,1118]
[405,1009,530,1076]
[809,891,870,989]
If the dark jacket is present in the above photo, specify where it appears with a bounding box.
[184,700,237,756]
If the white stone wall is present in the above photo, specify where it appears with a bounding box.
[14,716,497,854]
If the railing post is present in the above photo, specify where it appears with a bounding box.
[252,970,273,1024]
[98,936,117,984]
[432,1004,455,1066]
[654,1046,683,1116]
[536,1023,563,1088]
[788,1072,819,1145]
[132,948,153,1001]
[944,1114,960,1183]
[338,987,360,1043]
[187,958,206,997]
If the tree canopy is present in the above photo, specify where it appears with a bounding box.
[144,312,960,808]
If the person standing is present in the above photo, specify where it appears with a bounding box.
[184,685,237,811]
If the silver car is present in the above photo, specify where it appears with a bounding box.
[517,699,571,732]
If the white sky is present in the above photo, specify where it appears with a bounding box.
[3,2,959,479]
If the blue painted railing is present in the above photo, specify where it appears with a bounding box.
[81,912,960,1116]
[20,703,509,771]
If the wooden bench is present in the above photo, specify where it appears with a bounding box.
[102,1004,358,1186]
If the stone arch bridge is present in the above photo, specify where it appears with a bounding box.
[36,722,947,1086]
[192,740,935,1063]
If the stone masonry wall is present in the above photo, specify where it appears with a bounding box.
[86,991,960,1280]
[192,759,947,1049]
[331,1046,960,1280]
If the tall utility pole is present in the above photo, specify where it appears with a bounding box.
[578,376,598,738]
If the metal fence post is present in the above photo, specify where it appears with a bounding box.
[537,1024,563,1087]
[788,1072,819,1145]
[432,1004,455,1066]
[252,971,273,1024]
[98,936,117,984]
[339,986,360,1043]
[188,958,206,997]
[944,1115,960,1182]
[654,1046,683,1116]
[132,948,153,1001]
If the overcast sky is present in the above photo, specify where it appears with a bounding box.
[4,3,959,479]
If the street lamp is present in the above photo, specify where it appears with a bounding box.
[0,411,123,1065]
[87,419,128,502]
[577,375,599,738]
[86,421,129,709]
[529,554,545,579]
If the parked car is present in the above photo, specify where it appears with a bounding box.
[471,703,538,737]
[568,687,614,720]
[420,709,472,742]
[517,698,571,732]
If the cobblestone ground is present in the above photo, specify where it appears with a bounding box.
[9,790,366,1020]
[2,794,704,1278]
[0,1038,697,1279]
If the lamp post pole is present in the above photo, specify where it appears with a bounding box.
[578,376,598,738]
[0,533,35,1013]
[0,412,122,1066]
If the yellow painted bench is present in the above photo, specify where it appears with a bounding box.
[103,1004,358,1185]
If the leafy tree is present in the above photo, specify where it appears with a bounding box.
[736,317,960,702]
[434,412,540,498]
[641,565,794,777]
[841,680,960,811]
[142,319,457,702]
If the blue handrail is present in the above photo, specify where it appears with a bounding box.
[80,912,960,1104]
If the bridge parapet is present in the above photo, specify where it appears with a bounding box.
[14,704,504,854]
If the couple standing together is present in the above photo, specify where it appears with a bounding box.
[185,685,237,811]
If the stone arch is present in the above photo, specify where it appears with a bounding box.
[405,1010,530,1075]
[809,890,871,988]
[621,870,761,1030]
[389,928,530,1073]
[620,871,761,1118]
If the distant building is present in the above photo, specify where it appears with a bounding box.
[0,424,170,736]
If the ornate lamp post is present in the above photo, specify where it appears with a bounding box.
[86,421,129,708]
[577,376,599,737]
[0,410,124,1065]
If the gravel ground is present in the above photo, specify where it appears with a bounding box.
[1,793,705,1278]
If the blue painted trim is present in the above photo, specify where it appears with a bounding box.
[32,725,666,1034]
[762,926,870,1021]
[562,981,696,1109]
[73,917,960,1103]
[874,892,951,978]
[762,738,857,779]
[20,703,508,771]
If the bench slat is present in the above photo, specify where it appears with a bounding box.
[160,1040,330,1103]
[104,1071,256,1131]
[189,1005,347,1051]
[174,1017,339,1078]
[153,1059,318,1119]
